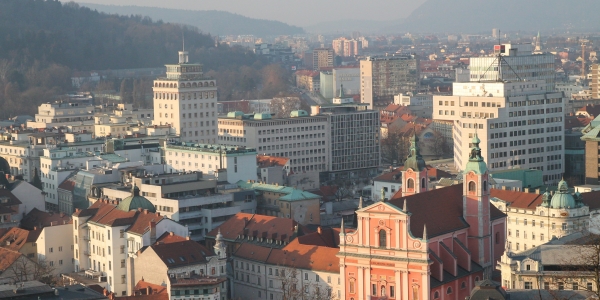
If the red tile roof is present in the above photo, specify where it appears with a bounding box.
[0,227,41,251]
[0,247,24,272]
[489,189,543,210]
[76,200,164,235]
[206,213,305,244]
[296,227,340,248]
[257,155,290,168]
[389,184,505,238]
[156,232,187,244]
[134,280,167,295]
[150,240,214,268]
[20,208,72,230]
[58,177,76,191]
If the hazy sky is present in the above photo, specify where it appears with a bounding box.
[75,0,427,26]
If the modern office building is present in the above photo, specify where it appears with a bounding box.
[360,55,420,109]
[218,112,329,175]
[152,50,218,143]
[433,80,565,184]
[312,48,334,71]
[469,44,555,91]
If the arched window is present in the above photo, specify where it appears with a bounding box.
[475,276,480,283]
[407,178,414,189]
[434,291,440,299]
[468,181,476,191]
[379,229,387,248]
[210,81,215,86]
[199,82,203,87]
[461,281,466,289]
[446,287,452,294]
[421,178,425,188]
[349,279,356,293]
[483,181,487,191]
[174,83,177,88]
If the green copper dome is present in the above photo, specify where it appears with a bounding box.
[117,185,156,213]
[549,180,577,209]
[404,134,426,171]
[464,133,488,174]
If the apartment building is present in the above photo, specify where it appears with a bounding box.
[27,99,95,129]
[360,55,420,109]
[152,50,218,143]
[0,130,63,182]
[469,43,555,91]
[332,37,359,57]
[161,142,258,184]
[72,189,188,295]
[433,80,565,184]
[218,112,329,175]
[312,48,334,71]
[491,182,600,254]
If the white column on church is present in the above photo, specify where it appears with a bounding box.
[402,271,409,300]
[358,267,364,300]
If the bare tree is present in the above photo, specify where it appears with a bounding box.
[381,127,410,165]
[430,130,448,157]
[270,97,302,118]
[279,268,301,300]
[5,256,56,285]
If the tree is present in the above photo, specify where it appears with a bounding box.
[277,267,337,300]
[32,167,43,190]
[380,126,410,165]
[5,256,56,285]
[429,130,448,157]
[270,97,302,118]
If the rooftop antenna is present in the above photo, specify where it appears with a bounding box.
[478,29,522,83]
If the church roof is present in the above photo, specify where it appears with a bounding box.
[117,185,156,213]
[464,134,487,174]
[404,133,426,171]
[389,184,506,238]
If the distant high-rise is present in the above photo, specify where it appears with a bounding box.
[360,55,420,109]
[534,32,542,52]
[152,50,218,143]
[492,28,499,38]
[332,37,359,57]
[312,48,334,70]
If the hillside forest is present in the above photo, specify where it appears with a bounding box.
[0,1,290,118]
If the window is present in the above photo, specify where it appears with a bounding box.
[468,181,476,191]
[587,282,593,291]
[390,286,395,298]
[544,282,550,290]
[447,287,452,294]
[379,229,387,248]
[525,282,532,289]
[461,282,466,289]
[558,282,564,290]
[573,282,579,290]
[349,279,355,293]
[407,178,414,189]
[434,291,440,299]
[372,284,377,296]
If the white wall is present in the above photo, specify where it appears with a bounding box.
[37,224,74,275]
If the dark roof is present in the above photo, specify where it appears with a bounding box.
[467,279,508,300]
[150,240,214,268]
[0,188,22,207]
[389,184,506,238]
[20,208,72,230]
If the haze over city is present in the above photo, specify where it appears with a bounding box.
[1,1,600,300]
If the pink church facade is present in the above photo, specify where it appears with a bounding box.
[338,135,506,300]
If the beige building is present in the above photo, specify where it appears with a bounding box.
[152,50,218,143]
[218,112,329,174]
[312,48,333,70]
[490,181,600,253]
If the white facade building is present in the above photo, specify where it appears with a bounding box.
[469,43,555,91]
[218,113,329,174]
[153,51,218,143]
[433,80,565,184]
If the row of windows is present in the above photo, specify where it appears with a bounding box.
[154,80,214,88]
[259,126,325,135]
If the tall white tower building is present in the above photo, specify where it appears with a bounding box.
[153,50,218,143]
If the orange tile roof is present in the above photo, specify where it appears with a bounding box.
[20,208,72,230]
[156,232,187,244]
[206,213,304,244]
[134,280,167,295]
[389,184,505,238]
[0,227,41,251]
[257,155,290,168]
[0,247,24,272]
[77,200,164,235]
[296,227,340,248]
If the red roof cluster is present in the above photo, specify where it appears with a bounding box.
[74,200,163,235]
[257,155,290,168]
[206,213,305,244]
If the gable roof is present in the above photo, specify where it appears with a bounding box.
[150,240,214,268]
[0,189,22,207]
[257,155,290,168]
[76,200,164,235]
[295,227,341,248]
[389,184,505,238]
[156,232,187,244]
[206,213,305,245]
[20,208,72,230]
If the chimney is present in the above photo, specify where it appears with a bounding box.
[147,286,152,295]
[186,236,190,240]
[317,226,322,234]
[169,232,174,236]
[149,222,157,244]
[501,186,506,190]
[143,209,148,215]
[536,188,541,194]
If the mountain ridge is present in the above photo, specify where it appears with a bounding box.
[79,3,304,36]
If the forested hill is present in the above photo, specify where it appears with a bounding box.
[79,3,305,37]
[0,0,218,71]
